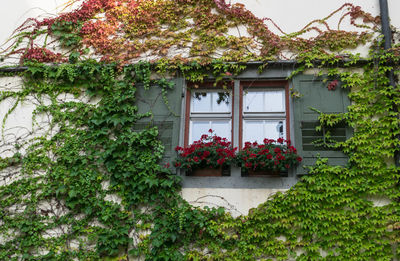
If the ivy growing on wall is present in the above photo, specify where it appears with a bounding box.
[0,0,399,260]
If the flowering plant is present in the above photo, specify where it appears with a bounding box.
[174,130,236,171]
[235,138,302,172]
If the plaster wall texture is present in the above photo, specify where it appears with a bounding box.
[181,188,287,217]
[0,0,76,51]
[0,77,37,159]
[231,0,400,31]
[0,76,98,155]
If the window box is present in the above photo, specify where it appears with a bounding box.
[174,131,236,177]
[186,166,231,177]
[188,167,222,176]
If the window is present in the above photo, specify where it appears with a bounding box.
[240,81,289,146]
[188,90,232,144]
[184,81,290,147]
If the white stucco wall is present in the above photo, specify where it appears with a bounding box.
[0,0,399,216]
[0,1,74,50]
[235,0,400,32]
[181,188,286,217]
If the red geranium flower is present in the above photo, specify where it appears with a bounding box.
[245,162,252,168]
[217,158,225,165]
[236,138,301,172]
[203,151,210,157]
[173,132,236,171]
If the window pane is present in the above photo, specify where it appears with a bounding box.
[192,92,211,112]
[244,90,285,112]
[191,121,210,143]
[265,90,285,112]
[244,91,264,112]
[243,120,286,144]
[243,120,264,143]
[192,92,230,113]
[211,120,231,140]
[264,120,285,140]
[190,120,230,143]
[212,92,231,112]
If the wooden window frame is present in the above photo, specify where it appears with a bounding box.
[185,80,290,148]
[239,80,290,148]
[184,82,234,147]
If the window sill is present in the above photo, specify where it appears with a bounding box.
[182,167,290,178]
[241,170,288,177]
[181,171,297,189]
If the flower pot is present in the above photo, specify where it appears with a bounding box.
[187,167,223,176]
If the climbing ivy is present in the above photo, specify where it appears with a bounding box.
[0,0,400,260]
[2,0,377,66]
[185,50,400,260]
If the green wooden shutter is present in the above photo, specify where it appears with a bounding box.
[292,75,351,175]
[134,77,183,165]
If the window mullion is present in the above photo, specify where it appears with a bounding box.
[233,80,241,149]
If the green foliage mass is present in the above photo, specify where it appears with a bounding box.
[0,61,195,260]
[0,50,399,260]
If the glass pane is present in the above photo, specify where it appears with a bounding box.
[265,90,285,112]
[211,120,231,140]
[190,121,210,143]
[192,92,211,112]
[244,91,264,112]
[243,120,286,144]
[190,120,231,143]
[191,92,230,113]
[243,120,264,143]
[264,120,286,140]
[244,90,285,112]
[212,92,231,112]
